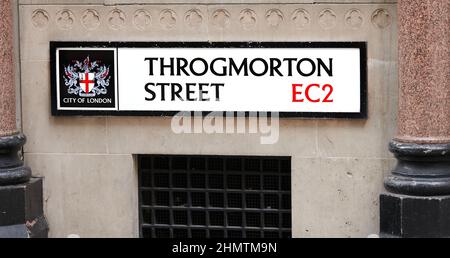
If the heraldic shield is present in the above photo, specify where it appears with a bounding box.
[79,72,96,96]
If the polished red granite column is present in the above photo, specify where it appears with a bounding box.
[0,0,30,185]
[381,0,450,238]
[0,0,17,138]
[0,0,47,238]
[395,0,449,145]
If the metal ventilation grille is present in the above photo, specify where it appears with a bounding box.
[138,155,292,238]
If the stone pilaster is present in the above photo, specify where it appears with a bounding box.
[380,0,450,238]
[0,0,47,238]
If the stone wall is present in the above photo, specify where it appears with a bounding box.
[17,0,397,238]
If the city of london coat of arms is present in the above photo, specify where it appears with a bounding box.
[63,56,111,97]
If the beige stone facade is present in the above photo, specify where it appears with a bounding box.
[16,0,398,238]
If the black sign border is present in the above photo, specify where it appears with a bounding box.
[51,41,368,119]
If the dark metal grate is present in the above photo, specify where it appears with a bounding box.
[138,155,292,238]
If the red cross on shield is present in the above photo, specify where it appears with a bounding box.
[79,72,95,93]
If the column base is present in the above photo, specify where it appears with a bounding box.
[385,141,450,196]
[0,133,31,185]
[380,193,450,238]
[0,177,48,238]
